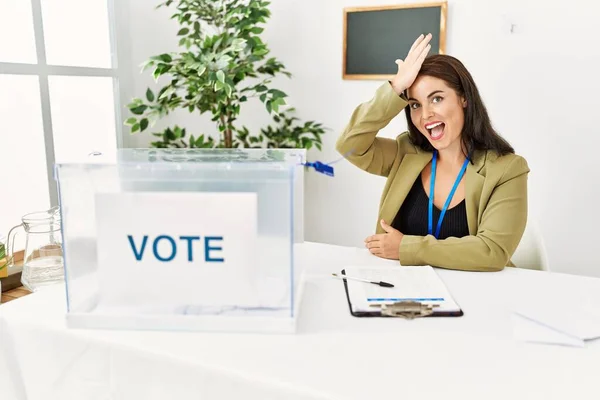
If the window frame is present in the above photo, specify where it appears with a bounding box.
[0,0,132,206]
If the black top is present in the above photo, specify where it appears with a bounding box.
[392,176,470,240]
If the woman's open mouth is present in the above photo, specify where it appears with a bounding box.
[425,121,445,140]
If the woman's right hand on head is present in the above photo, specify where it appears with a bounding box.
[390,33,432,95]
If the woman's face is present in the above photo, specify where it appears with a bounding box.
[407,75,466,153]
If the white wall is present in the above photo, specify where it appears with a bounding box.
[121,0,600,277]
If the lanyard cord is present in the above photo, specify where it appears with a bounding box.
[428,150,470,239]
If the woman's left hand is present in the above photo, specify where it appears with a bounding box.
[364,220,404,260]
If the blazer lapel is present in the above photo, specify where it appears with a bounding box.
[465,151,486,235]
[378,149,487,236]
[378,152,432,233]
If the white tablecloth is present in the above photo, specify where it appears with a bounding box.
[2,242,600,400]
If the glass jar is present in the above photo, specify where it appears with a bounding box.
[6,206,64,291]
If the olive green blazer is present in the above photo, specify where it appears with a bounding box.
[336,82,530,272]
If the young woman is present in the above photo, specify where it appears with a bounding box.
[336,34,529,272]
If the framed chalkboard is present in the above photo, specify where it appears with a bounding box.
[343,2,447,80]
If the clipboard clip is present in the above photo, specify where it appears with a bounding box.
[372,301,439,319]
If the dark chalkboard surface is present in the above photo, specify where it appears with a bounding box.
[343,3,447,80]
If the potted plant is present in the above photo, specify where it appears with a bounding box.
[125,0,327,150]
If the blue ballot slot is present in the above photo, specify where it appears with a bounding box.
[302,161,334,177]
[301,152,351,177]
[54,148,305,334]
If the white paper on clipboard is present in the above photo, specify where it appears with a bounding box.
[342,265,461,314]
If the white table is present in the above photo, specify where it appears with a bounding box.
[1,242,600,400]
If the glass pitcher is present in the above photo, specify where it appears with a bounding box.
[6,206,64,291]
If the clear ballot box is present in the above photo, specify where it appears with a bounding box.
[54,148,305,333]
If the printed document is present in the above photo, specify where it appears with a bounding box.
[343,265,461,313]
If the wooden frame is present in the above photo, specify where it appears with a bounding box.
[343,2,448,80]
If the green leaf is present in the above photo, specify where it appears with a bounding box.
[268,89,287,99]
[177,28,189,36]
[270,97,286,113]
[253,48,269,56]
[153,66,163,81]
[128,98,144,107]
[213,37,223,50]
[146,88,155,102]
[140,60,155,72]
[158,86,176,100]
[224,84,232,97]
[140,118,149,132]
[250,27,264,34]
[125,117,137,126]
[232,38,246,50]
[131,123,140,133]
[272,97,286,107]
[216,70,225,83]
[174,126,183,138]
[194,21,200,31]
[130,105,147,115]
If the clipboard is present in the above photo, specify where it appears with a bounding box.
[340,268,464,318]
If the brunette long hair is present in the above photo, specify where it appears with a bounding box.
[404,54,514,158]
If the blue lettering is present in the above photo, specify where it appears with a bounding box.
[205,236,224,262]
[128,235,148,261]
[128,235,225,263]
[179,236,200,261]
[153,235,177,262]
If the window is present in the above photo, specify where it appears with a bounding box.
[0,0,123,236]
